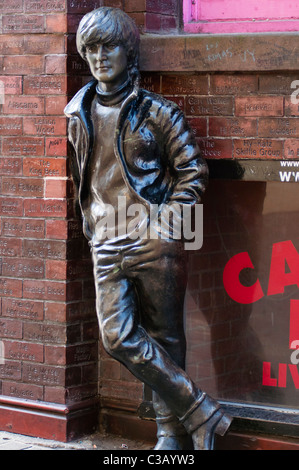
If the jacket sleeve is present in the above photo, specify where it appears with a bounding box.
[67,116,84,218]
[163,106,209,206]
[67,117,81,194]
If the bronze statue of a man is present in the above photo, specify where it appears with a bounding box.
[65,7,231,450]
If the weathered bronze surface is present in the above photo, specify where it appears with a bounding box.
[65,7,232,450]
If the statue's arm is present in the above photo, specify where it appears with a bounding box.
[164,108,209,206]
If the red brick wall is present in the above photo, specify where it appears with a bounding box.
[0,0,102,417]
[141,72,299,160]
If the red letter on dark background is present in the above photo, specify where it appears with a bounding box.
[223,252,264,304]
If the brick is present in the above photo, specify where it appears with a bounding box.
[164,95,184,110]
[44,386,65,404]
[125,0,146,11]
[66,281,83,302]
[0,238,22,257]
[102,0,123,8]
[24,75,67,95]
[284,139,299,159]
[0,76,22,94]
[2,177,44,197]
[45,179,68,198]
[235,96,284,117]
[2,257,44,279]
[3,55,44,75]
[23,279,82,302]
[67,0,102,13]
[3,340,44,362]
[2,217,45,238]
[3,96,44,115]
[2,298,43,320]
[45,14,67,33]
[44,345,66,365]
[46,137,68,157]
[186,95,233,116]
[162,74,209,95]
[65,365,82,386]
[0,319,22,339]
[2,15,44,34]
[61,299,96,322]
[45,96,68,115]
[66,259,93,280]
[46,259,67,280]
[100,379,143,401]
[0,278,22,298]
[140,72,161,93]
[0,157,22,176]
[258,118,299,138]
[24,198,68,218]
[2,137,44,156]
[0,0,23,12]
[210,74,258,95]
[22,363,65,386]
[24,116,67,136]
[67,55,89,75]
[285,96,299,117]
[2,381,43,401]
[23,239,66,260]
[44,301,67,322]
[147,0,177,15]
[146,12,177,32]
[25,0,66,12]
[25,34,65,55]
[23,322,66,344]
[23,280,67,301]
[0,361,22,380]
[198,139,233,159]
[64,383,98,403]
[0,198,23,217]
[0,34,61,57]
[65,343,98,364]
[259,74,299,94]
[45,54,67,74]
[234,139,283,159]
[23,157,67,178]
[209,117,257,137]
[0,35,24,55]
[0,117,22,136]
[187,117,208,138]
[46,219,68,240]
[82,321,98,341]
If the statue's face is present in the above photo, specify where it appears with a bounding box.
[85,42,128,90]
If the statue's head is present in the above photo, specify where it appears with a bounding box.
[76,7,140,85]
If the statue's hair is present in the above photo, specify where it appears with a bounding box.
[76,7,140,79]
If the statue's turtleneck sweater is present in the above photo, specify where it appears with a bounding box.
[83,78,143,242]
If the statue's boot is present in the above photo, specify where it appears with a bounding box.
[180,393,232,450]
[154,415,193,450]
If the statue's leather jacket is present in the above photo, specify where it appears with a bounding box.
[65,78,209,240]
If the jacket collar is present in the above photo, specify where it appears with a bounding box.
[64,76,140,120]
[64,79,97,118]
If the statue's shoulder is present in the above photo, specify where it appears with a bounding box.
[64,80,97,117]
[138,88,181,117]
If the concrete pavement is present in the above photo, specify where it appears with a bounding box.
[0,430,152,451]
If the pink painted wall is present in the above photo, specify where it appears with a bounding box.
[184,0,299,33]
